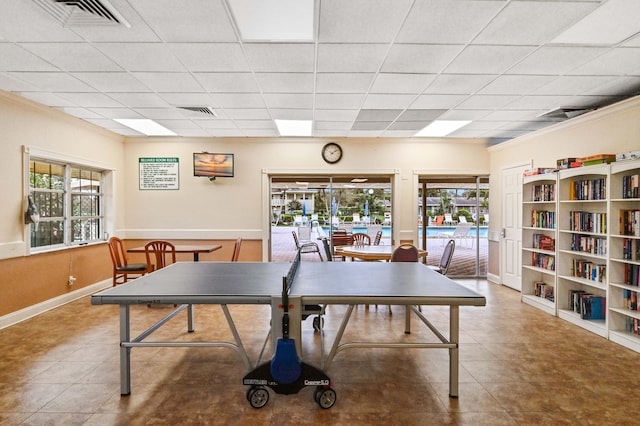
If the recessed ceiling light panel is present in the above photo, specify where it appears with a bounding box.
[227,0,314,41]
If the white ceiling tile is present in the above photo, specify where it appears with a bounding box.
[243,129,279,137]
[197,120,238,129]
[478,75,555,95]
[314,129,350,136]
[445,45,536,74]
[194,73,260,93]
[132,73,203,92]
[370,73,436,94]
[425,74,497,95]
[96,43,187,72]
[568,48,640,76]
[437,109,491,121]
[398,0,504,44]
[170,44,250,72]
[455,95,519,110]
[315,121,353,130]
[224,109,271,120]
[382,44,464,74]
[355,109,402,122]
[314,110,359,122]
[263,93,313,109]
[499,121,556,132]
[244,44,315,72]
[211,93,266,108]
[533,75,616,96]
[388,121,429,131]
[203,129,245,137]
[623,33,640,47]
[20,43,121,72]
[587,76,640,97]
[57,92,123,108]
[460,121,510,131]
[235,120,275,129]
[270,109,313,120]
[130,0,237,42]
[316,73,375,93]
[349,130,383,137]
[159,93,218,107]
[507,46,608,75]
[131,108,185,120]
[8,72,93,91]
[317,44,389,73]
[503,95,577,110]
[0,73,38,91]
[72,72,151,92]
[410,94,467,109]
[108,93,171,108]
[87,108,142,119]
[397,109,446,121]
[0,1,81,42]
[0,44,58,71]
[362,94,415,109]
[56,107,104,120]
[473,1,598,45]
[175,129,211,137]
[381,130,417,137]
[315,94,365,109]
[319,0,413,43]
[256,73,314,93]
[351,121,390,131]
[154,119,202,130]
[480,110,542,122]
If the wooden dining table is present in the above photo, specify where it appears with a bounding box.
[127,244,222,261]
[336,245,427,262]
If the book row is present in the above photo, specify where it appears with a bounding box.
[568,290,606,320]
[619,210,640,237]
[532,253,555,271]
[568,178,606,200]
[622,174,640,199]
[534,281,554,301]
[623,289,640,311]
[571,259,606,283]
[531,210,555,229]
[622,238,640,261]
[532,183,555,202]
[569,211,607,234]
[626,317,640,335]
[532,233,555,251]
[624,264,640,287]
[571,234,607,256]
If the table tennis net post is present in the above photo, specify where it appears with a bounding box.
[281,249,302,340]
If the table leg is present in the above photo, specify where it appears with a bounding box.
[193,253,200,261]
[187,304,195,332]
[449,305,459,398]
[119,305,131,395]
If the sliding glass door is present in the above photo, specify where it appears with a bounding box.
[270,175,393,261]
[418,176,489,277]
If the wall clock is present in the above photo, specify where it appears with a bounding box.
[321,142,343,164]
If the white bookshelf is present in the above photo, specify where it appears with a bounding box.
[556,164,609,337]
[607,159,640,351]
[521,173,557,316]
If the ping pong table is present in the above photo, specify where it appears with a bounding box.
[91,256,486,407]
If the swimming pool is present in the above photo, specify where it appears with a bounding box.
[321,226,488,238]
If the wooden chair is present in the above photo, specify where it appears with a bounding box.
[231,237,242,261]
[144,240,176,272]
[107,236,147,286]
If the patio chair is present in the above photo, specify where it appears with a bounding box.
[352,213,361,225]
[444,214,456,225]
[292,230,323,261]
[433,215,444,226]
[383,212,392,226]
[438,223,473,248]
[427,239,456,275]
[458,216,468,224]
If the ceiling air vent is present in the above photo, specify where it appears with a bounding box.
[538,107,594,120]
[177,106,218,118]
[33,0,131,27]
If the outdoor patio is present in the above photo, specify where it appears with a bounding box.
[271,226,488,277]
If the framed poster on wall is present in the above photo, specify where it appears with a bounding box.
[138,157,179,190]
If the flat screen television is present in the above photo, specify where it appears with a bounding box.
[193,153,234,179]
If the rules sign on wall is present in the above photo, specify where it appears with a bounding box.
[138,157,179,190]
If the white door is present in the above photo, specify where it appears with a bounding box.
[500,164,527,291]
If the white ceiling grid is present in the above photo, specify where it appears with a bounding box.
[0,0,638,144]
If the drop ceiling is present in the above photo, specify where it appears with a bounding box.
[1,0,640,145]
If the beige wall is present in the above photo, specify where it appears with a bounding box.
[487,95,640,279]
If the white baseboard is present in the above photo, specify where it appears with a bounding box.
[487,272,500,285]
[0,279,111,330]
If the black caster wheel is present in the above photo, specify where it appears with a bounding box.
[315,387,336,409]
[247,386,269,409]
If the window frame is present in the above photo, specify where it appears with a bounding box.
[23,146,114,254]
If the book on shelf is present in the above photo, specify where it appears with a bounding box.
[557,158,578,169]
[569,289,587,313]
[622,238,640,261]
[568,178,606,200]
[571,234,607,255]
[569,211,607,234]
[571,259,606,283]
[531,183,555,201]
[624,264,640,287]
[620,210,640,236]
[622,174,639,199]
[578,154,616,164]
[532,252,555,270]
[531,210,555,228]
[533,233,555,251]
[534,281,555,301]
[580,294,606,320]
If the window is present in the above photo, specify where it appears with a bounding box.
[29,159,104,250]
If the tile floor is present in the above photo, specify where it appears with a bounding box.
[1,279,639,425]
